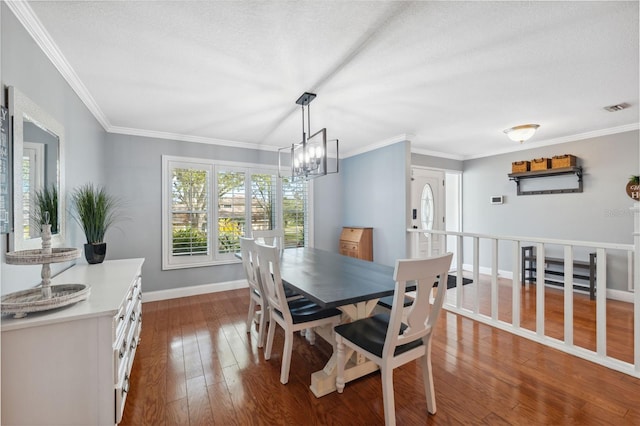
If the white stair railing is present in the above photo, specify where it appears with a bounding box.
[408,226,639,378]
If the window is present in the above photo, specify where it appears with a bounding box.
[282,176,307,248]
[162,156,309,269]
[421,183,434,231]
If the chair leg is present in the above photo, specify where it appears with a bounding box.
[422,346,437,414]
[280,331,294,384]
[306,328,316,345]
[257,306,268,348]
[265,316,276,360]
[336,338,345,393]
[246,297,256,333]
[381,366,396,426]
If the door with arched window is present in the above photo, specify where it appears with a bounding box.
[411,168,445,258]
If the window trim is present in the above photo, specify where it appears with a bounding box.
[162,155,311,270]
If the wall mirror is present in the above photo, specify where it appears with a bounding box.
[9,86,66,251]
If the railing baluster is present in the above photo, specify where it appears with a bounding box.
[564,246,574,346]
[596,247,607,357]
[512,240,521,328]
[536,243,545,337]
[491,238,498,321]
[473,237,480,315]
[456,235,463,308]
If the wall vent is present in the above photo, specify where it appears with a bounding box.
[603,102,631,112]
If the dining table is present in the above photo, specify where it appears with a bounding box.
[276,247,399,397]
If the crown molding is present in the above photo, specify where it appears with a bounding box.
[463,123,640,161]
[108,126,281,152]
[410,147,465,161]
[5,0,111,130]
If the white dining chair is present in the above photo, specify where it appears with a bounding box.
[252,229,284,249]
[335,252,453,426]
[239,237,269,348]
[255,242,343,384]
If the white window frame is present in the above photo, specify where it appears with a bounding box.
[162,155,312,270]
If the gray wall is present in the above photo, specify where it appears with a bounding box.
[104,134,411,291]
[312,171,343,252]
[412,152,464,171]
[462,130,639,290]
[1,4,106,295]
[340,141,411,266]
[103,133,280,292]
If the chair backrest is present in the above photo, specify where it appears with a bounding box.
[383,253,453,358]
[254,242,292,323]
[239,237,262,296]
[252,229,285,250]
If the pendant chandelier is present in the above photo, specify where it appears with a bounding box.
[279,92,339,180]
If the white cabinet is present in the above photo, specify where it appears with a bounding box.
[1,258,145,425]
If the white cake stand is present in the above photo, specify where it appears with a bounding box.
[1,224,88,318]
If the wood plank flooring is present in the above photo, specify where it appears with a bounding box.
[121,280,640,425]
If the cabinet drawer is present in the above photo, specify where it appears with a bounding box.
[113,276,142,384]
[113,276,142,342]
[340,241,358,252]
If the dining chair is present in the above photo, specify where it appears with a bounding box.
[239,236,269,348]
[254,242,343,384]
[253,229,302,303]
[252,228,284,249]
[335,252,453,426]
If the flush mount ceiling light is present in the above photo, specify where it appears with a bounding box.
[503,124,540,143]
[278,92,339,180]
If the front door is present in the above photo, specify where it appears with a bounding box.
[411,168,445,258]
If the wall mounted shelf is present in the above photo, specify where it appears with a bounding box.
[508,166,583,196]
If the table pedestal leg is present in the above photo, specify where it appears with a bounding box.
[309,299,380,398]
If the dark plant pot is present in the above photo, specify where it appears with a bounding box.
[84,242,107,264]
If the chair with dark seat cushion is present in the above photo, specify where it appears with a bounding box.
[335,253,453,426]
[240,237,269,348]
[255,242,342,384]
[376,295,414,311]
[253,229,301,301]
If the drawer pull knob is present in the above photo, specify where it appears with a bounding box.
[130,312,136,322]
[122,374,130,394]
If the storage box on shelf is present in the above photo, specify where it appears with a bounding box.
[552,154,577,169]
[511,161,530,173]
[530,158,552,171]
[521,246,595,299]
[1,258,145,425]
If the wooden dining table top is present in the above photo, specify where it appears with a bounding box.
[277,247,397,309]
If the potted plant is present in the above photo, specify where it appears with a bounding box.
[70,183,122,264]
[33,184,58,235]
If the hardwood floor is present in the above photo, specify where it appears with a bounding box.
[121,281,640,425]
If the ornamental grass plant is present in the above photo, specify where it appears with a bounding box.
[33,184,58,234]
[70,183,121,244]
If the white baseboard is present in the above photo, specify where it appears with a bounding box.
[462,264,634,303]
[461,264,513,279]
[607,288,635,303]
[142,279,248,303]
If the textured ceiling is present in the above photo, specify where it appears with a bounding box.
[18,1,640,159]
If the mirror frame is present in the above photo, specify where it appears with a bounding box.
[8,86,66,251]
